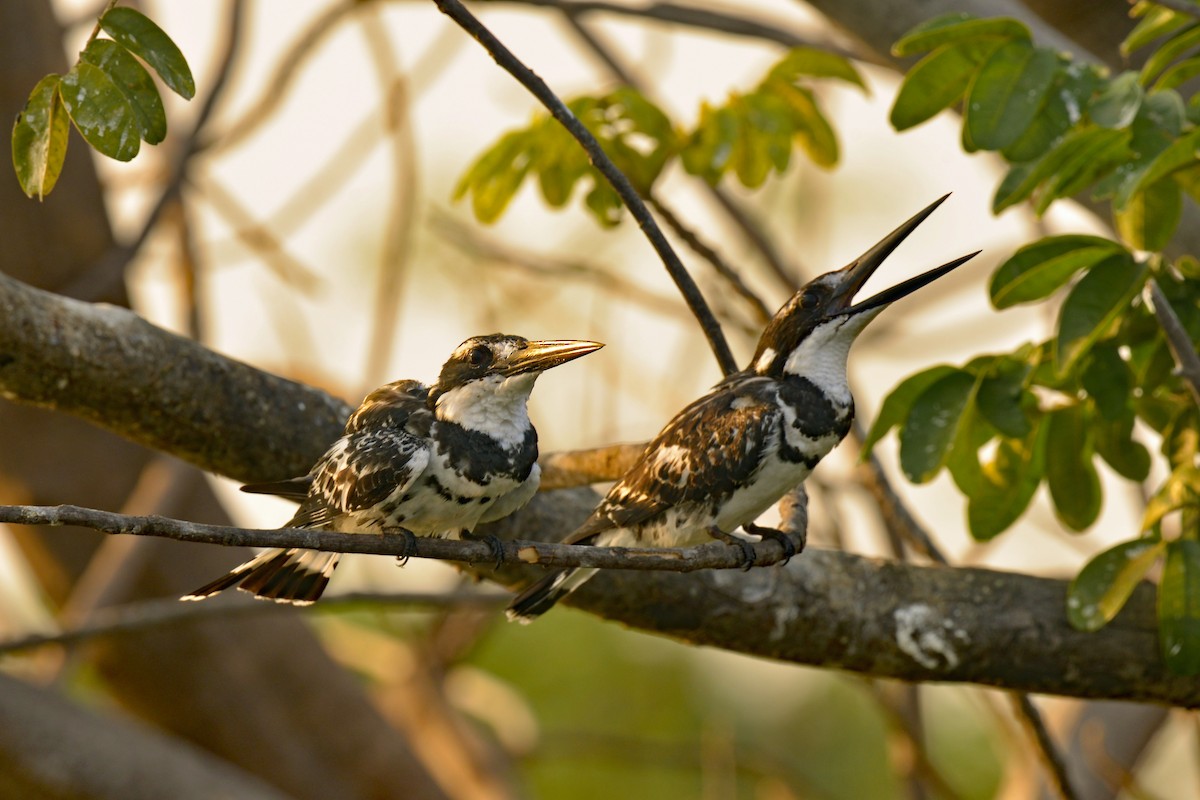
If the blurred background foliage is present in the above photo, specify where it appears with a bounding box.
[1,0,1199,798]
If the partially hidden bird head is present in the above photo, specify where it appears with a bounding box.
[431,334,603,438]
[750,195,980,399]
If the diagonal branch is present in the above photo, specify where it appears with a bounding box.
[431,0,738,375]
[1147,278,1200,407]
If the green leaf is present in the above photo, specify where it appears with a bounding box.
[1045,405,1102,531]
[769,47,866,90]
[681,103,738,183]
[773,83,839,168]
[1123,5,1189,55]
[453,130,531,224]
[1090,72,1144,129]
[1081,343,1134,420]
[11,74,69,199]
[59,61,140,162]
[1068,538,1165,631]
[583,180,623,227]
[1115,178,1183,251]
[1055,253,1146,374]
[861,365,961,456]
[1114,127,1200,210]
[890,40,999,131]
[1002,63,1103,163]
[1032,129,1130,214]
[81,39,166,145]
[1154,56,1200,91]
[966,420,1046,540]
[100,6,195,100]
[989,235,1125,309]
[945,401,994,498]
[964,41,1059,151]
[1160,540,1200,674]
[899,369,978,483]
[1162,406,1199,469]
[893,15,1029,58]
[976,366,1031,438]
[992,127,1127,213]
[1139,23,1200,87]
[1094,413,1152,481]
[1143,465,1200,531]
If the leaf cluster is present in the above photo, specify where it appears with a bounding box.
[453,48,863,227]
[878,4,1200,674]
[891,6,1200,251]
[12,6,193,199]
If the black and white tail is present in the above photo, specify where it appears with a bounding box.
[506,566,597,624]
[181,548,339,606]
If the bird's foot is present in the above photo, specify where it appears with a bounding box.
[745,523,800,566]
[461,530,506,570]
[707,526,756,571]
[384,527,418,566]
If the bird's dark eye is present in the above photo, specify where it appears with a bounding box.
[798,291,819,309]
[468,345,492,367]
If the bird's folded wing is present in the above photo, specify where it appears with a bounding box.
[572,377,781,541]
[288,427,432,528]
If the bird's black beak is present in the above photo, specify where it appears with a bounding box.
[504,340,604,376]
[827,194,980,318]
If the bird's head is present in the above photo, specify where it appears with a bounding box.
[431,335,603,437]
[750,195,979,393]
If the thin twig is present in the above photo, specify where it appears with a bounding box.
[0,504,794,571]
[359,10,419,389]
[647,195,772,325]
[432,210,690,320]
[484,0,881,65]
[192,176,322,291]
[1147,278,1200,406]
[431,0,738,375]
[1012,694,1079,800]
[0,590,508,655]
[200,1,361,154]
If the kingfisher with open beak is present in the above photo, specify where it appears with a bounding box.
[508,195,978,622]
[184,335,603,605]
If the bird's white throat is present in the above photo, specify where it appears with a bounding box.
[435,372,536,446]
[781,310,880,406]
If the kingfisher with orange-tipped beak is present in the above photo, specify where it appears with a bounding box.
[183,335,602,605]
[508,196,978,622]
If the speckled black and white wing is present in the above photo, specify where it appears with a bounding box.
[239,379,433,502]
[571,373,786,544]
[287,426,432,529]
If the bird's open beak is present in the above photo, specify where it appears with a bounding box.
[827,194,981,317]
[504,340,604,376]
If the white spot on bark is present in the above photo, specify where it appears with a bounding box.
[894,603,966,670]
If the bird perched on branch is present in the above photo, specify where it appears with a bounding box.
[183,335,602,605]
[508,195,978,623]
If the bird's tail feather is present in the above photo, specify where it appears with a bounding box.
[181,548,339,606]
[506,566,597,623]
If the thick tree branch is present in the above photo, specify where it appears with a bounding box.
[2,498,1193,708]
[0,271,349,483]
[0,270,1193,706]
